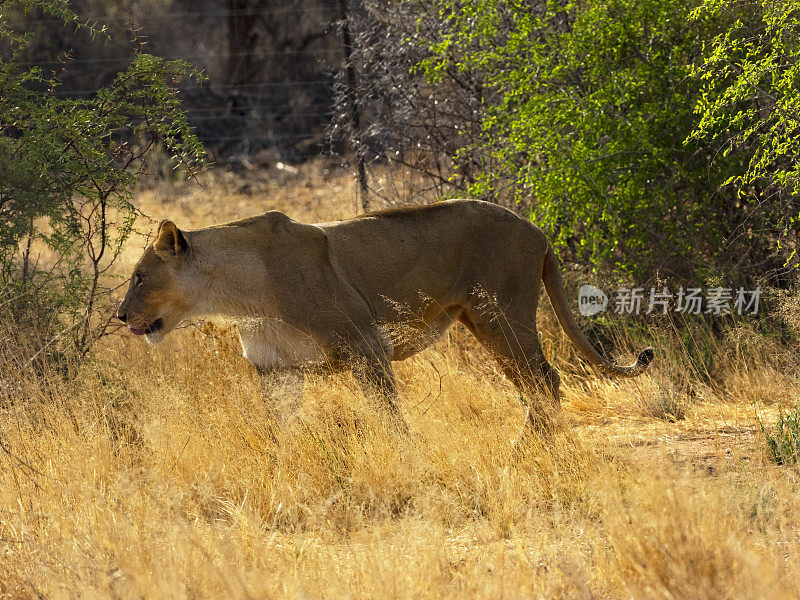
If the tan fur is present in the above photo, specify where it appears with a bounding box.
[118,200,653,431]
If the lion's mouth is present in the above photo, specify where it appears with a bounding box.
[129,318,163,336]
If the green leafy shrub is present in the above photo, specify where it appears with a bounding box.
[330,0,795,279]
[690,0,800,266]
[0,0,205,357]
[413,0,748,276]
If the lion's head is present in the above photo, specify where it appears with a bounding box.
[117,220,194,343]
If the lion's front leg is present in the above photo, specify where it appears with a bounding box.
[236,316,320,409]
[256,367,305,409]
[254,366,306,430]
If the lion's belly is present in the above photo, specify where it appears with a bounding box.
[236,318,325,372]
[387,309,460,361]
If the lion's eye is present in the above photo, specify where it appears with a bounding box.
[134,273,143,287]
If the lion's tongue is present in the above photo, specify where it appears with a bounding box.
[128,327,146,336]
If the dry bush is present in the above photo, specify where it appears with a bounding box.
[637,382,691,422]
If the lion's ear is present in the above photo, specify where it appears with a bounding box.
[154,220,190,262]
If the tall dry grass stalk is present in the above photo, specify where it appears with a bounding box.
[1,162,798,598]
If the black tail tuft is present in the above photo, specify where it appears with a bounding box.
[637,347,655,367]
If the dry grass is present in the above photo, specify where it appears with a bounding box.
[2,162,800,599]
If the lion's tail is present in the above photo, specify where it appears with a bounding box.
[541,244,653,377]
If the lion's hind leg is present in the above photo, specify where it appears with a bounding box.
[502,352,563,439]
[459,309,563,437]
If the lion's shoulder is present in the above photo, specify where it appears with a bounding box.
[221,210,293,230]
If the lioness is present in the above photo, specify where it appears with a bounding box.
[117,199,653,432]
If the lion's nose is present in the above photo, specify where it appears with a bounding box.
[116,307,128,323]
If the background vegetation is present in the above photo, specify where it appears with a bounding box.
[6,0,799,280]
[335,0,800,281]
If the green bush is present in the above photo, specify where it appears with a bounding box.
[0,0,205,356]
[410,0,796,278]
[690,0,800,266]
